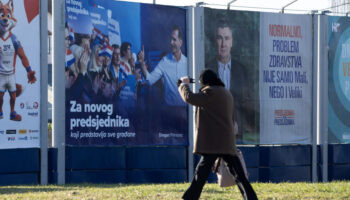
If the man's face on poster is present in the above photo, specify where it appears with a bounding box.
[216,27,233,61]
[170,30,182,55]
[113,48,121,66]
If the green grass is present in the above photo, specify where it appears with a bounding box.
[0,181,350,200]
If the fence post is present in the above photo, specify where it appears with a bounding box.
[40,0,48,185]
[317,15,328,182]
[186,6,194,181]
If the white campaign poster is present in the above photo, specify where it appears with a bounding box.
[0,0,40,149]
[259,13,312,144]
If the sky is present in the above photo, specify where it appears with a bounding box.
[114,0,331,14]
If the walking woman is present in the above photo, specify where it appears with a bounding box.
[178,69,258,200]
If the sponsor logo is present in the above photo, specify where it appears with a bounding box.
[6,130,16,134]
[26,102,33,109]
[19,129,27,134]
[7,137,15,141]
[274,109,295,125]
[332,22,340,32]
[18,136,28,141]
[20,101,40,110]
[33,102,39,109]
[28,129,39,134]
[30,136,39,140]
[0,130,4,134]
[28,112,38,117]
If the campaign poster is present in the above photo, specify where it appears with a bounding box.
[65,0,188,146]
[328,16,350,143]
[259,13,312,144]
[0,0,40,149]
[204,8,260,144]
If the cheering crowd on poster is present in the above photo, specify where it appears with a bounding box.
[65,25,140,110]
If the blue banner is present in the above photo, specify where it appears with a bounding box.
[65,0,188,146]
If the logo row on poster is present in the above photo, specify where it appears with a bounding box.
[0,129,39,135]
[0,129,39,142]
[5,136,39,142]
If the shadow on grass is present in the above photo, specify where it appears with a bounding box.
[0,184,120,195]
[0,183,167,195]
[0,183,190,195]
[203,188,226,194]
[163,187,226,194]
[0,186,71,195]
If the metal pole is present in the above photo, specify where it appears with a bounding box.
[196,2,205,7]
[321,10,331,15]
[320,15,328,183]
[153,0,156,4]
[227,0,238,10]
[281,0,298,13]
[188,7,205,181]
[186,6,194,181]
[317,15,328,182]
[40,0,48,185]
[311,14,318,183]
[53,0,66,185]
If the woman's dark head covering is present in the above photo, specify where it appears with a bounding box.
[199,69,225,87]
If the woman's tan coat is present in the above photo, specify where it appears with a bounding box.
[178,84,237,155]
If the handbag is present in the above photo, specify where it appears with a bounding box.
[213,149,249,187]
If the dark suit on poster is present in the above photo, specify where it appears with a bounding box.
[206,58,256,138]
[206,58,246,98]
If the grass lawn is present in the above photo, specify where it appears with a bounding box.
[0,181,350,200]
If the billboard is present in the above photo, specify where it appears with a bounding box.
[204,8,260,144]
[328,16,350,143]
[259,13,313,144]
[65,0,188,146]
[0,0,40,149]
[203,8,313,144]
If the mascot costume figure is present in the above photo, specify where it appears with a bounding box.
[0,0,36,121]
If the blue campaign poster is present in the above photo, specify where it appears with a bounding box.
[328,16,350,143]
[65,0,188,146]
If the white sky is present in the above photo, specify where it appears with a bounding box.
[115,0,331,14]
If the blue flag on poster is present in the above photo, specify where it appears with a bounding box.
[119,74,136,101]
[66,0,93,34]
[88,0,108,9]
[118,74,136,114]
[108,17,121,46]
[89,3,109,35]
